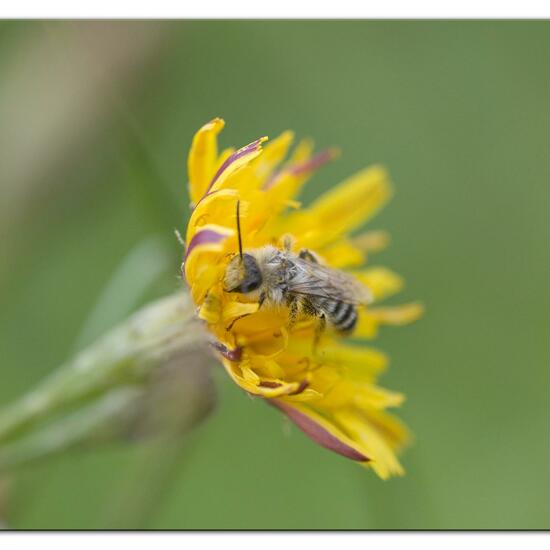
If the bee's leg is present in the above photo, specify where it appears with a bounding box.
[226,314,251,331]
[286,295,300,328]
[282,234,295,252]
[289,301,300,327]
[226,292,266,331]
[258,291,266,309]
[300,297,325,350]
[313,313,326,350]
[298,249,319,264]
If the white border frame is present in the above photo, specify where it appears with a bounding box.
[2,0,550,19]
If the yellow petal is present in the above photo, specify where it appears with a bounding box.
[352,230,391,254]
[222,301,260,324]
[367,303,424,325]
[284,336,388,379]
[287,137,314,164]
[335,409,409,479]
[353,312,380,340]
[241,364,261,384]
[353,385,405,409]
[198,289,223,323]
[187,118,225,206]
[186,188,239,241]
[354,303,423,339]
[249,357,285,380]
[183,224,234,285]
[318,239,365,269]
[264,148,340,215]
[209,137,268,194]
[272,400,371,463]
[246,326,289,359]
[353,267,404,302]
[255,130,294,184]
[317,342,388,376]
[287,165,392,249]
[189,261,224,305]
[222,359,308,398]
[216,147,235,169]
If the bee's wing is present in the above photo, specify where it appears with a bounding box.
[288,258,373,305]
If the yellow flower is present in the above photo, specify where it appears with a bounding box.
[183,118,423,479]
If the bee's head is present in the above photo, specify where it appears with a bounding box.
[224,253,263,294]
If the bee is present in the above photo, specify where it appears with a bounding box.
[223,201,373,334]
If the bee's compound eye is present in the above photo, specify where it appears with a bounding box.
[237,254,263,294]
[240,279,261,293]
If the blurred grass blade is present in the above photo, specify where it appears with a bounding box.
[74,235,173,350]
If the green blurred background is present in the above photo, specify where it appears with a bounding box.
[1,20,549,529]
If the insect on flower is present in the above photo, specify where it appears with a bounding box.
[183,118,423,479]
[224,201,373,336]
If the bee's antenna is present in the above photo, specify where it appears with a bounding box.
[236,200,243,260]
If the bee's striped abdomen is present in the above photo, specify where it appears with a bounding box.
[319,298,358,333]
